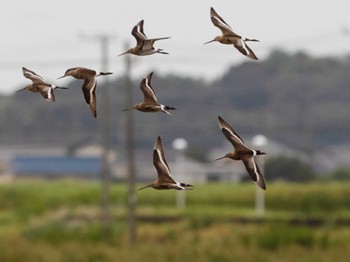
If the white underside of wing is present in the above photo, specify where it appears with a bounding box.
[223,127,245,145]
[141,41,154,50]
[212,16,233,33]
[144,83,157,101]
[156,148,172,176]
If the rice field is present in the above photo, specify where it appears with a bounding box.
[0,179,350,261]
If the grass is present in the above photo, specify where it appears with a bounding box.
[1,179,350,261]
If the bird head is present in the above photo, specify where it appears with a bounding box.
[215,152,233,161]
[57,68,77,79]
[203,36,221,45]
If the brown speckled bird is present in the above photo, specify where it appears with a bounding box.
[138,136,194,191]
[58,67,112,118]
[215,116,266,190]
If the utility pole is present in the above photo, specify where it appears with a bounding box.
[251,135,268,217]
[123,42,137,243]
[81,33,115,233]
[99,34,112,233]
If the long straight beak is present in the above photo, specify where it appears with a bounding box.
[57,86,69,90]
[15,87,26,93]
[214,155,227,161]
[117,50,130,57]
[137,184,151,191]
[203,39,216,45]
[121,105,137,112]
[57,75,66,80]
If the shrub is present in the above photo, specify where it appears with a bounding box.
[328,168,350,181]
[265,157,316,182]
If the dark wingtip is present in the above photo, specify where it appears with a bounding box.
[258,182,266,190]
[256,177,266,190]
[218,115,225,124]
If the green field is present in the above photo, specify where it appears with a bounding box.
[1,179,350,262]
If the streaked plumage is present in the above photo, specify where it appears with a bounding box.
[118,20,170,56]
[204,7,259,60]
[138,136,194,191]
[122,72,176,115]
[17,67,68,102]
[215,116,266,190]
[58,67,113,118]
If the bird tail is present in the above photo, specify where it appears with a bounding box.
[164,106,176,110]
[180,183,194,190]
[99,72,113,76]
[162,105,176,115]
[157,49,169,55]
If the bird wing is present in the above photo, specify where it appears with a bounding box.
[140,37,170,50]
[218,116,248,151]
[153,136,176,183]
[132,19,148,46]
[82,77,97,117]
[234,40,258,60]
[139,40,153,50]
[140,72,157,103]
[241,155,266,190]
[22,67,45,83]
[210,7,237,36]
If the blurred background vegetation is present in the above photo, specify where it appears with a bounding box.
[1,180,350,261]
[7,50,350,151]
[1,49,350,261]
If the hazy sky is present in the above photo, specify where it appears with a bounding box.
[1,1,350,94]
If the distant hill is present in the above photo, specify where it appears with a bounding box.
[2,50,350,159]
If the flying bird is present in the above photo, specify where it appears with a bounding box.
[122,72,176,115]
[215,116,266,190]
[138,136,194,191]
[58,67,113,118]
[118,19,170,56]
[17,67,68,102]
[204,7,259,60]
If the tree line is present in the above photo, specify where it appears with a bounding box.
[2,49,350,160]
